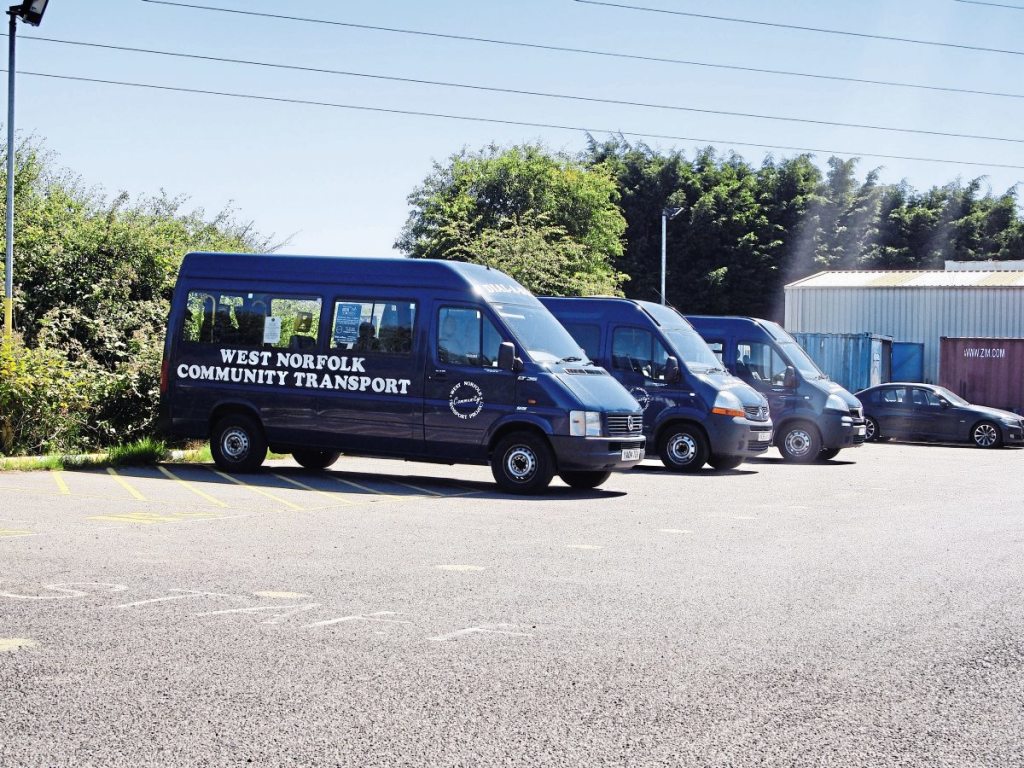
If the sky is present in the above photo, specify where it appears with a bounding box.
[9,0,1024,256]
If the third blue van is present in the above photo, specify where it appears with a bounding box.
[686,316,866,463]
[540,298,773,471]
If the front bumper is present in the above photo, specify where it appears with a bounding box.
[706,416,774,458]
[819,411,866,451]
[550,435,646,471]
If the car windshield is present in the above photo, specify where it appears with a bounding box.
[778,341,826,379]
[662,326,723,373]
[494,303,588,364]
[931,386,969,407]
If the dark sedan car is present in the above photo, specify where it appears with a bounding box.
[855,383,1024,448]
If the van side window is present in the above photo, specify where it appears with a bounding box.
[438,307,502,367]
[612,327,669,380]
[331,300,416,355]
[706,340,725,364]
[182,290,321,349]
[564,323,601,361]
[736,341,787,385]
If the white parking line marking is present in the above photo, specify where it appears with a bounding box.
[196,603,322,624]
[429,624,533,642]
[304,611,413,629]
[435,565,486,572]
[658,528,693,534]
[0,638,37,652]
[114,589,239,609]
[566,544,603,550]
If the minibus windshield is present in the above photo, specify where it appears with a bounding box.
[494,304,588,364]
[778,341,826,379]
[662,326,723,373]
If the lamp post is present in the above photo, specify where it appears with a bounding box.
[4,0,48,343]
[660,206,683,306]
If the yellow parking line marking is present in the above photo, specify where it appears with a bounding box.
[212,470,304,511]
[331,476,401,499]
[106,467,146,501]
[157,466,228,508]
[87,510,226,525]
[272,473,357,506]
[52,471,70,495]
[390,479,445,497]
[0,529,37,538]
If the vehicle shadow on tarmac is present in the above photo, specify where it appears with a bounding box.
[744,456,857,467]
[633,463,759,476]
[864,440,1022,451]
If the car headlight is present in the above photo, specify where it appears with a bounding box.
[826,394,850,413]
[711,390,745,418]
[569,410,602,437]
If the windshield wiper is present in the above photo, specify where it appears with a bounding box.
[558,355,584,363]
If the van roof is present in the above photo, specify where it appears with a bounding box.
[686,315,789,341]
[540,296,692,328]
[178,252,538,303]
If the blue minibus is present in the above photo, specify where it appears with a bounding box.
[159,253,645,493]
[686,316,866,462]
[541,297,773,471]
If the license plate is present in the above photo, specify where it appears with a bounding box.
[621,448,642,461]
[756,431,771,441]
[856,425,867,436]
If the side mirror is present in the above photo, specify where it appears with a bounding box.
[939,398,949,408]
[498,341,522,372]
[665,355,681,383]
[783,365,798,389]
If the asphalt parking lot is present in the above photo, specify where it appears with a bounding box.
[1,442,1022,767]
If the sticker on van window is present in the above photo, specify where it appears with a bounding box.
[262,316,281,345]
[449,381,484,419]
[333,303,362,344]
[174,347,412,395]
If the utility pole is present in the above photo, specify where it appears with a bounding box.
[660,206,683,306]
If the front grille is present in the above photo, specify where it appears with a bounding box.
[606,413,643,437]
[744,405,770,422]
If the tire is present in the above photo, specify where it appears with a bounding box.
[708,454,744,471]
[292,450,341,470]
[864,416,881,442]
[818,448,841,462]
[491,432,555,494]
[558,470,611,490]
[210,414,267,473]
[658,424,709,473]
[971,420,1002,449]
[777,421,821,464]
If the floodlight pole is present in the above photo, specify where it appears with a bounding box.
[660,206,683,306]
[4,7,15,342]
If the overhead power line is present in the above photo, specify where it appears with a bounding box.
[17,35,1024,146]
[10,68,1024,171]
[955,0,1024,8]
[137,0,1024,99]
[574,0,1024,58]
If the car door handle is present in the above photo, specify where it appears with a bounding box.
[430,369,448,381]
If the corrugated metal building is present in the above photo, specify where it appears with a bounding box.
[784,271,1024,384]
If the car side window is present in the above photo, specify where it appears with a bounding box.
[612,327,670,380]
[881,387,906,406]
[735,341,787,385]
[914,388,943,408]
[438,307,502,367]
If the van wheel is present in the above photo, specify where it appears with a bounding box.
[558,470,611,490]
[658,424,708,472]
[293,450,341,470]
[708,454,744,471]
[211,414,267,473]
[491,432,555,494]
[818,448,841,462]
[778,422,821,463]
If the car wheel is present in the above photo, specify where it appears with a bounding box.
[708,454,744,471]
[292,450,341,470]
[210,414,267,473]
[558,470,611,489]
[971,421,1002,449]
[864,416,881,442]
[658,424,709,473]
[491,432,555,494]
[778,422,821,464]
[818,448,841,462]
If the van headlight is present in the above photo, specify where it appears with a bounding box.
[569,410,602,437]
[826,394,850,413]
[711,391,745,418]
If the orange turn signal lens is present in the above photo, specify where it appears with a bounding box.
[711,407,745,418]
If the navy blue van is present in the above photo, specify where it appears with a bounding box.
[159,253,646,493]
[540,298,773,472]
[686,316,866,462]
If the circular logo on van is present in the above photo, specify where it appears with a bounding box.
[629,386,651,411]
[449,381,484,419]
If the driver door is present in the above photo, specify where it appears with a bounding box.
[734,340,795,417]
[610,326,674,427]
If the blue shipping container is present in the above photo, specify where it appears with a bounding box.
[892,342,925,383]
[791,332,894,393]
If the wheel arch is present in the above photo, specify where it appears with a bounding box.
[772,416,821,447]
[209,401,264,436]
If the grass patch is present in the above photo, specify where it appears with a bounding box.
[106,437,167,466]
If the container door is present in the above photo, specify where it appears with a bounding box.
[423,304,516,460]
[609,325,676,433]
